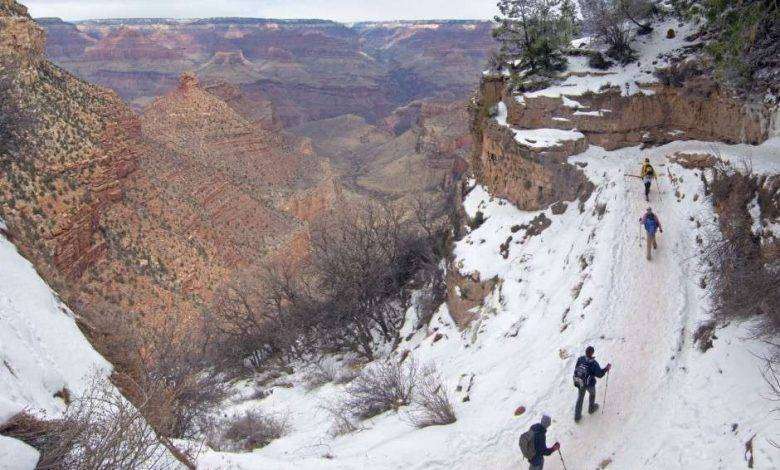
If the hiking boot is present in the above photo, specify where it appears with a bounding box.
[574,415,581,423]
[588,404,600,414]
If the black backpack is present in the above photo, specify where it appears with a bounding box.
[646,165,655,177]
[573,357,590,388]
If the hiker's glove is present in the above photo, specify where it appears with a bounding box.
[660,228,664,233]
[552,442,560,451]
[606,363,612,371]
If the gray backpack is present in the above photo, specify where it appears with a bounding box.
[518,428,537,461]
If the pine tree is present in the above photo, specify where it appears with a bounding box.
[493,0,577,83]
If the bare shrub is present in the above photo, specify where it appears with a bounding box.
[203,190,454,373]
[406,366,457,428]
[133,317,230,439]
[80,302,228,441]
[206,263,317,371]
[579,0,653,63]
[303,363,335,390]
[303,359,358,390]
[212,410,289,452]
[341,359,418,420]
[308,202,446,360]
[322,400,362,437]
[0,378,175,470]
[704,163,779,336]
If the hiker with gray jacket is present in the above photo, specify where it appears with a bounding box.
[519,414,560,469]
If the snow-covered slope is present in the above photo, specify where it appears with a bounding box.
[196,11,780,469]
[0,222,110,467]
[198,136,779,470]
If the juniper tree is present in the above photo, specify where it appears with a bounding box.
[493,0,579,82]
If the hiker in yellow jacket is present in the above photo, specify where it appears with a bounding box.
[640,158,656,202]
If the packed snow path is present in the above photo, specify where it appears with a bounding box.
[200,140,779,470]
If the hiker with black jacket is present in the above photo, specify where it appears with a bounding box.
[573,346,612,422]
[519,414,560,470]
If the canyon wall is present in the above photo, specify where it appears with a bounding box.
[470,69,775,211]
[470,78,594,211]
[0,2,338,336]
[39,18,495,126]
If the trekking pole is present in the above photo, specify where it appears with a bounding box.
[558,449,568,470]
[602,369,610,414]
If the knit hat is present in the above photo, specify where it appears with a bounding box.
[540,414,552,428]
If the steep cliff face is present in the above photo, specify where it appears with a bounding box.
[0,0,140,278]
[139,73,337,271]
[204,81,281,130]
[470,34,776,212]
[0,1,211,337]
[0,2,338,337]
[470,79,594,211]
[506,79,771,150]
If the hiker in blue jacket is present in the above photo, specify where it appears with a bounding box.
[573,346,612,422]
[639,207,663,260]
[529,415,559,470]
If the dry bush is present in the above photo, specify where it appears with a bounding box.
[0,378,174,470]
[341,359,418,420]
[210,410,290,452]
[206,263,318,372]
[204,195,454,373]
[704,163,779,336]
[131,317,230,439]
[406,366,457,428]
[303,359,359,390]
[86,307,229,440]
[303,361,339,390]
[322,400,362,437]
[309,203,418,359]
[579,0,653,62]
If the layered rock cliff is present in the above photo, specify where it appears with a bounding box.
[469,31,777,212]
[40,18,495,125]
[0,1,337,338]
[139,72,337,269]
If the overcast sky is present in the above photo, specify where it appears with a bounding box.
[25,0,498,22]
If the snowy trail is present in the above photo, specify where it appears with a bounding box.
[200,141,779,470]
[555,157,694,467]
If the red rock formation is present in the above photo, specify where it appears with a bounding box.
[139,73,338,271]
[39,19,496,127]
[204,81,281,130]
[0,3,337,334]
[83,27,182,61]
